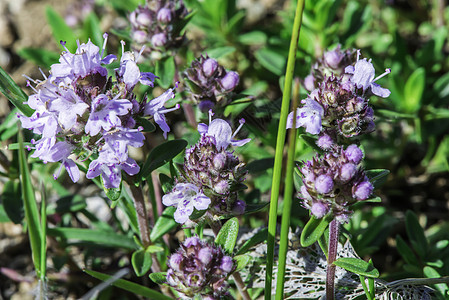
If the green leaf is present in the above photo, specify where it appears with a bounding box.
[85,269,172,300]
[2,180,23,224]
[0,66,33,117]
[234,254,251,271]
[18,131,43,277]
[403,68,425,113]
[254,47,286,76]
[215,217,239,254]
[206,46,236,59]
[238,31,267,45]
[150,206,178,242]
[147,245,165,254]
[244,202,269,214]
[82,13,103,47]
[159,173,174,194]
[132,249,153,277]
[333,257,379,278]
[299,134,323,154]
[47,228,137,250]
[140,139,188,180]
[149,272,168,285]
[135,116,156,132]
[0,204,10,222]
[45,6,77,51]
[318,227,329,259]
[236,228,268,255]
[405,210,428,258]
[155,56,176,89]
[246,158,274,173]
[17,48,59,68]
[365,169,390,189]
[300,216,331,247]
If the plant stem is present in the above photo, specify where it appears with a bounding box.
[130,184,151,248]
[326,219,340,300]
[265,0,305,298]
[275,79,299,300]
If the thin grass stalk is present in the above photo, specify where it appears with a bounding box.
[275,79,299,299]
[18,129,43,278]
[326,219,340,300]
[265,0,305,297]
[40,182,47,281]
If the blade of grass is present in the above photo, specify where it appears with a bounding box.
[40,182,47,281]
[275,79,299,299]
[265,0,305,298]
[0,66,33,117]
[18,129,43,278]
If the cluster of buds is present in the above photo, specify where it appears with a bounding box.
[163,111,249,223]
[166,237,235,299]
[304,45,357,91]
[299,144,373,223]
[129,0,189,54]
[184,55,240,112]
[19,34,178,188]
[288,49,390,143]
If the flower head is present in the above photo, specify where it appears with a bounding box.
[166,237,235,298]
[162,183,211,223]
[287,98,324,134]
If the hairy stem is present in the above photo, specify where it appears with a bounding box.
[130,184,151,248]
[326,219,340,300]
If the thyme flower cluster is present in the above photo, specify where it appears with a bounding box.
[184,55,240,112]
[166,237,235,299]
[129,0,189,54]
[19,34,178,188]
[289,47,391,222]
[163,111,249,223]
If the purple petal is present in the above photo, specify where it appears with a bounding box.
[231,138,251,147]
[193,194,211,210]
[140,72,157,87]
[64,159,80,182]
[371,83,391,98]
[197,123,208,134]
[174,205,193,224]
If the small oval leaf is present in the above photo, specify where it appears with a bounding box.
[150,206,177,242]
[300,216,331,247]
[149,272,168,285]
[234,254,251,271]
[215,217,239,254]
[333,257,379,278]
[365,169,390,189]
[140,139,188,180]
[132,249,153,277]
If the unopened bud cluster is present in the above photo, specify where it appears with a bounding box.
[129,0,189,53]
[299,145,373,223]
[166,237,235,299]
[184,55,240,112]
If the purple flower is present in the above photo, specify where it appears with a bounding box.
[162,183,211,224]
[311,201,329,218]
[85,94,132,136]
[345,52,391,98]
[197,111,250,150]
[340,163,357,182]
[86,155,140,188]
[317,134,334,150]
[117,42,158,89]
[353,181,374,200]
[143,87,179,138]
[48,88,89,130]
[287,98,324,135]
[202,58,218,77]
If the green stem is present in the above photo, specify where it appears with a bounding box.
[40,182,47,281]
[359,275,374,300]
[130,184,151,248]
[148,172,159,222]
[265,0,305,298]
[275,79,299,299]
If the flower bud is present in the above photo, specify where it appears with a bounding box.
[184,236,200,248]
[198,248,213,265]
[304,74,315,91]
[151,33,167,47]
[317,134,334,150]
[232,200,246,215]
[220,256,234,273]
[169,253,183,272]
[214,180,229,194]
[136,11,152,26]
[220,71,239,90]
[345,144,363,164]
[353,181,373,200]
[324,49,344,69]
[202,58,218,77]
[340,163,356,182]
[311,201,328,218]
[198,100,215,112]
[157,8,172,23]
[132,30,148,44]
[213,153,227,169]
[315,174,334,194]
